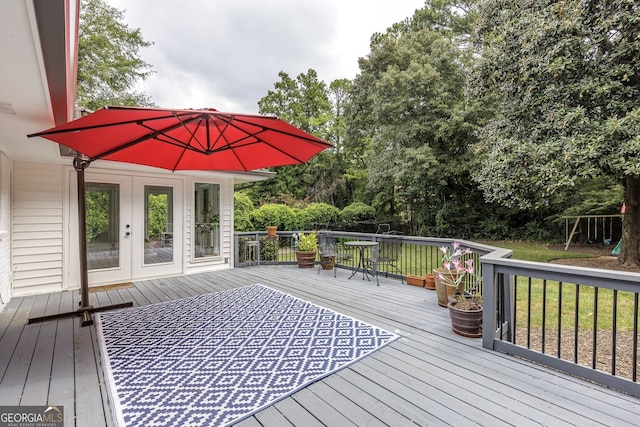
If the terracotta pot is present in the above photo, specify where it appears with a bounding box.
[433,268,465,307]
[424,273,436,290]
[406,274,426,287]
[266,226,277,236]
[448,300,482,338]
[295,250,316,268]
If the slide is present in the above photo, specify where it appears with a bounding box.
[612,240,622,256]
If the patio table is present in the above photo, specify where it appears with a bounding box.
[344,241,378,281]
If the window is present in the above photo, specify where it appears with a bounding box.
[193,183,220,258]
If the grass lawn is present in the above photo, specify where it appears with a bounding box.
[480,241,636,331]
[480,240,593,263]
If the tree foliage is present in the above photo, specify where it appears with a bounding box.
[250,70,351,206]
[77,0,155,110]
[85,190,109,243]
[349,1,489,236]
[147,194,168,240]
[471,0,640,264]
[249,204,297,233]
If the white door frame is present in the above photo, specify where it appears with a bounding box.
[131,176,184,278]
[65,168,185,287]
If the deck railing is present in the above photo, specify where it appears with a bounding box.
[234,231,493,282]
[234,230,640,397]
[481,249,640,398]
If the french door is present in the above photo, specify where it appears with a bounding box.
[83,173,183,285]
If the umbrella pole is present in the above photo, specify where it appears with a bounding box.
[27,155,133,326]
[75,157,92,314]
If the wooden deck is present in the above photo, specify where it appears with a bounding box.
[1,265,639,426]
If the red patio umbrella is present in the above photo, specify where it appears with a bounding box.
[29,106,332,171]
[27,106,332,325]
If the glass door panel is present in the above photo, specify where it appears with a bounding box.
[144,185,174,265]
[132,176,183,278]
[193,183,220,258]
[86,182,120,270]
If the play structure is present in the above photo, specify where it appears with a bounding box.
[562,214,623,251]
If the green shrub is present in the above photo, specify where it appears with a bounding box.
[234,192,254,232]
[341,202,376,223]
[259,236,278,260]
[250,203,296,231]
[294,203,340,229]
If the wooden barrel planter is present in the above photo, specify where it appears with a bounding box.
[295,251,316,268]
[448,301,483,338]
[319,255,335,270]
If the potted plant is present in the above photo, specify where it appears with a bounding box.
[447,272,483,338]
[405,274,426,287]
[433,242,473,307]
[266,225,277,236]
[434,242,483,338]
[294,231,318,268]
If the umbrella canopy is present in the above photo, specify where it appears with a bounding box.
[27,106,331,326]
[28,106,332,171]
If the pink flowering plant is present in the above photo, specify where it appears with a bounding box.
[438,242,482,306]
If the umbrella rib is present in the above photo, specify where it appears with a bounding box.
[90,114,208,162]
[164,114,214,171]
[224,114,330,146]
[212,115,329,164]
[27,111,199,138]
[205,116,250,170]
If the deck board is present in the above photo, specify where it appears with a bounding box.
[291,386,359,427]
[0,266,638,426]
[249,405,294,426]
[73,320,108,427]
[322,372,412,425]
[49,317,76,424]
[302,381,386,427]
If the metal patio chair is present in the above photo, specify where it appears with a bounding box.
[367,225,404,285]
[317,229,352,277]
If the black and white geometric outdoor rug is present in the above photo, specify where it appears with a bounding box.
[95,284,398,427]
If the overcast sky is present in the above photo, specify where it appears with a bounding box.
[106,0,425,114]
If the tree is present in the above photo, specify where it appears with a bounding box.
[472,0,640,265]
[349,1,486,235]
[250,70,342,205]
[77,0,155,110]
